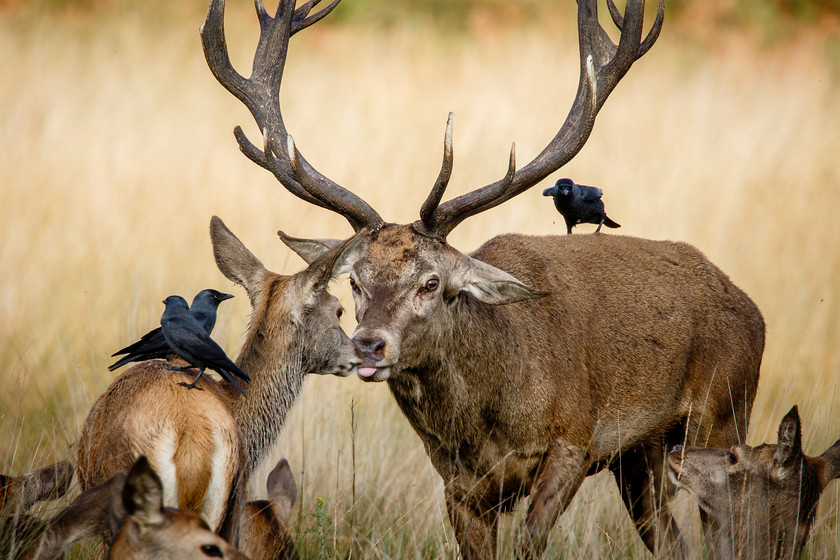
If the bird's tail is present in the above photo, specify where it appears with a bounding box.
[603,217,621,229]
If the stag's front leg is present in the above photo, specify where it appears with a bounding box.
[445,489,499,560]
[517,445,589,558]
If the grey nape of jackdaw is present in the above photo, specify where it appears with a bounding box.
[542,177,621,234]
[109,289,234,371]
[159,295,250,396]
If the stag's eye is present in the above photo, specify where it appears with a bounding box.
[424,277,440,292]
[336,307,343,319]
[349,277,361,294]
[200,544,223,557]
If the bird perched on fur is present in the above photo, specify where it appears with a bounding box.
[109,289,233,371]
[542,178,621,234]
[160,295,250,395]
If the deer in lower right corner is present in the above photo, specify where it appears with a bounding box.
[668,405,840,559]
[77,216,361,544]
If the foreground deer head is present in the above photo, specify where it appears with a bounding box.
[204,1,763,559]
[78,216,360,541]
[668,406,840,559]
[35,456,298,560]
[0,462,73,560]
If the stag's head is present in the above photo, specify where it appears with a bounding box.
[201,0,664,381]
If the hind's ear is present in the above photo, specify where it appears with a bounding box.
[775,406,803,473]
[266,458,297,525]
[820,439,840,487]
[210,217,268,307]
[122,456,165,527]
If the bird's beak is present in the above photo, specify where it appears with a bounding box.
[219,293,234,301]
[542,187,555,197]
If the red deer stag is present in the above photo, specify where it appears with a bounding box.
[201,0,765,558]
[77,216,361,544]
[668,406,840,559]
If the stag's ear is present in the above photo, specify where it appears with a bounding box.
[775,406,803,472]
[266,458,297,525]
[122,456,165,527]
[294,234,364,302]
[278,231,345,265]
[447,256,549,305]
[210,216,268,306]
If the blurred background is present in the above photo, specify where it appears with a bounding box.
[2,0,839,557]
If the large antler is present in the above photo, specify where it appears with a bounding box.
[201,0,384,232]
[415,0,664,239]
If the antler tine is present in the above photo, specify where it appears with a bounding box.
[419,0,664,238]
[419,113,454,228]
[202,0,384,233]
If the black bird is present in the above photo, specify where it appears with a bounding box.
[542,178,621,234]
[159,295,250,395]
[109,289,234,371]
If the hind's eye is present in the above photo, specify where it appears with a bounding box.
[727,451,738,465]
[201,544,223,557]
[337,307,343,319]
[349,277,361,294]
[425,278,439,292]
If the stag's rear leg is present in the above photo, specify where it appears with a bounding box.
[610,443,688,559]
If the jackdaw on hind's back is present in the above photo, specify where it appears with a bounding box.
[159,295,250,396]
[108,289,234,371]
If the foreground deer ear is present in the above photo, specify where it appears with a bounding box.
[278,231,344,265]
[266,458,297,526]
[447,256,549,305]
[775,405,803,471]
[820,439,840,487]
[122,456,165,527]
[210,216,268,306]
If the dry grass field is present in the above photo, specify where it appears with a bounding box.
[2,1,840,557]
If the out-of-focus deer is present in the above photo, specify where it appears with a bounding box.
[77,216,360,543]
[201,0,765,558]
[0,461,73,559]
[668,406,840,559]
[33,456,298,560]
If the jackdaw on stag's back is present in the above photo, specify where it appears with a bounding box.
[108,289,234,371]
[159,295,250,395]
[543,177,621,234]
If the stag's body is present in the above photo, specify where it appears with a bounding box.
[352,226,764,558]
[78,217,360,543]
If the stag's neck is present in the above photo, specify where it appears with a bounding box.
[224,335,305,472]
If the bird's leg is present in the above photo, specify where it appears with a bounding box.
[177,368,206,391]
[595,219,604,233]
[168,365,199,373]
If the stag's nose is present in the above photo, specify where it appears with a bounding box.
[353,336,386,360]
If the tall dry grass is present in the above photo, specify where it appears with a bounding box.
[1,2,839,557]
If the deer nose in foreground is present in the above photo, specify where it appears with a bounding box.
[353,337,386,360]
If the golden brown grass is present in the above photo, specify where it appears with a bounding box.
[1,3,839,557]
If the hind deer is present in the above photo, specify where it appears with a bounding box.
[32,456,298,560]
[202,0,765,558]
[0,461,73,559]
[77,216,361,544]
[668,406,840,559]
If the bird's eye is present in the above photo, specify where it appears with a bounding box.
[425,278,439,292]
[200,544,223,558]
[336,307,343,319]
[727,450,738,465]
[349,277,361,294]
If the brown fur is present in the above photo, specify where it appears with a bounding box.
[77,217,361,546]
[669,406,840,559]
[0,462,73,560]
[342,226,765,559]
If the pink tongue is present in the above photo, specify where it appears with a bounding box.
[358,367,378,378]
